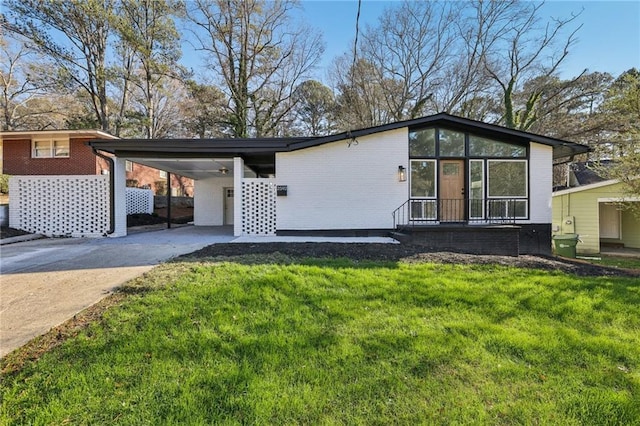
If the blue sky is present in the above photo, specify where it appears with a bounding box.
[295,0,640,80]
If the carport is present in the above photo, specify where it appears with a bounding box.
[87,137,316,237]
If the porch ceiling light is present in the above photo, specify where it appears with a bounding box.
[398,165,407,182]
[219,166,229,175]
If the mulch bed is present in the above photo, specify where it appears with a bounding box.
[184,242,639,278]
[0,227,31,239]
[128,207,194,227]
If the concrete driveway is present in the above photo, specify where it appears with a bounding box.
[0,226,234,358]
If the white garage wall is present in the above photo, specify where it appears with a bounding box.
[194,176,234,226]
[529,142,553,223]
[276,128,409,231]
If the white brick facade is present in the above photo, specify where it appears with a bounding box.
[276,128,409,231]
[528,142,553,223]
[193,176,234,226]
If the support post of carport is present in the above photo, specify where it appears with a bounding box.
[111,157,128,237]
[233,157,244,236]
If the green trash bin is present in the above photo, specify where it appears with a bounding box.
[553,234,579,258]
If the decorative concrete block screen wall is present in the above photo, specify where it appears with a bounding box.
[126,187,154,214]
[9,175,109,237]
[241,178,276,235]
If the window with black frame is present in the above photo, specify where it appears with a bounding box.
[408,128,529,222]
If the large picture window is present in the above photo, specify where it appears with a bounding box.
[407,127,530,221]
[32,139,69,158]
[487,160,527,197]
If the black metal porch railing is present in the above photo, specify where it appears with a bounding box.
[392,198,525,229]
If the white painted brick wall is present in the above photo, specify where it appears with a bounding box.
[276,128,409,231]
[194,176,234,226]
[529,142,553,223]
[9,175,109,237]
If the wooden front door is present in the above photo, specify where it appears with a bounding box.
[440,160,465,222]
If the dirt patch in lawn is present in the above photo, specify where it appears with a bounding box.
[183,243,640,278]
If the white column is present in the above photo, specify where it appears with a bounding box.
[8,176,21,230]
[233,157,244,236]
[110,157,128,237]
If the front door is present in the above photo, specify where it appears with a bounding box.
[440,160,465,222]
[224,187,234,225]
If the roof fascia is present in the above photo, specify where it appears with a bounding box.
[1,129,118,140]
[553,179,621,196]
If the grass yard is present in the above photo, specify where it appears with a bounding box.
[2,256,639,425]
[586,255,640,271]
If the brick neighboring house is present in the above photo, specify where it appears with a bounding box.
[0,130,193,196]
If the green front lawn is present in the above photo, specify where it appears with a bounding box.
[2,257,639,425]
[586,255,640,271]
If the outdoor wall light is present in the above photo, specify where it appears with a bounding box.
[398,165,407,182]
[219,167,229,175]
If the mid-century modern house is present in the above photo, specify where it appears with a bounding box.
[84,113,589,255]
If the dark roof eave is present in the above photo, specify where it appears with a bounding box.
[85,137,313,156]
[287,113,590,159]
[86,113,590,160]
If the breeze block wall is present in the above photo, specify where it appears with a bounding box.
[242,178,276,235]
[9,175,110,237]
[125,187,154,214]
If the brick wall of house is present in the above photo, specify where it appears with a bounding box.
[126,162,194,196]
[3,133,194,196]
[3,137,98,175]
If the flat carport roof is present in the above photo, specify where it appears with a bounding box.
[87,137,317,178]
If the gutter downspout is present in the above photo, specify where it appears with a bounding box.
[91,147,116,235]
[167,172,172,229]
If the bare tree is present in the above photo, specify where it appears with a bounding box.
[332,56,398,129]
[1,36,44,130]
[186,0,323,137]
[115,0,183,138]
[4,0,115,131]
[334,1,463,125]
[1,35,85,130]
[477,0,582,130]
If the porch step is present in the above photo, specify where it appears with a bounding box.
[388,231,411,244]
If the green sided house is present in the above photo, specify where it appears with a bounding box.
[552,180,640,254]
